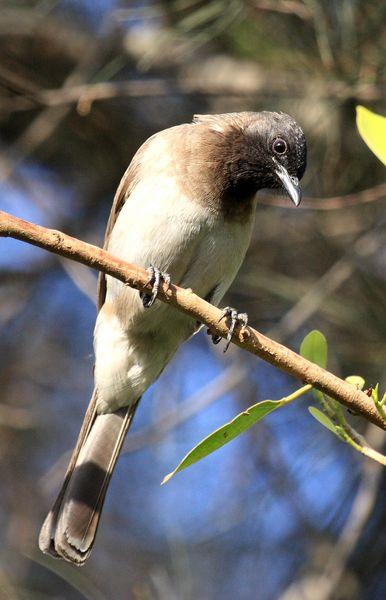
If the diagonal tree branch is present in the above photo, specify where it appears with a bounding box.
[1,209,385,431]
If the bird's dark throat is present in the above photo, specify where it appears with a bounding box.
[220,181,257,222]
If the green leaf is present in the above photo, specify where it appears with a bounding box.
[371,383,379,403]
[356,106,386,166]
[369,384,386,419]
[300,330,328,368]
[308,407,341,438]
[162,399,283,484]
[345,375,365,390]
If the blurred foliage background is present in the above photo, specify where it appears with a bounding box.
[0,1,385,598]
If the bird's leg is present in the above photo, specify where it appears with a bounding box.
[213,307,248,353]
[140,265,171,308]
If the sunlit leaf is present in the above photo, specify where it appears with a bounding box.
[371,383,380,402]
[162,399,284,484]
[308,407,340,437]
[356,106,386,166]
[300,330,328,368]
[345,375,365,390]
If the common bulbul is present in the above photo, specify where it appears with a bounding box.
[39,111,307,565]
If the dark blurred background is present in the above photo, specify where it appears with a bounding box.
[0,1,385,598]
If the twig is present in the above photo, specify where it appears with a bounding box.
[278,424,385,600]
[249,0,312,20]
[313,425,385,598]
[0,209,385,431]
[259,183,386,211]
[0,18,110,183]
[1,78,383,115]
[123,363,247,453]
[267,226,386,342]
[59,259,97,305]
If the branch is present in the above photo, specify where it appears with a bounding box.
[1,209,385,431]
[259,183,386,210]
[249,0,312,21]
[1,78,383,115]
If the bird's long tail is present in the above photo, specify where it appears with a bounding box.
[39,391,139,565]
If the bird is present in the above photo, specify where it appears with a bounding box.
[39,111,307,565]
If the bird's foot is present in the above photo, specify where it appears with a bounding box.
[141,265,171,308]
[211,307,248,353]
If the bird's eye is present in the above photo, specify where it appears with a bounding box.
[272,138,287,155]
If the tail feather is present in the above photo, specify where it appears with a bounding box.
[39,390,99,558]
[39,393,139,565]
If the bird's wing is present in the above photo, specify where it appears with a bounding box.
[97,140,150,310]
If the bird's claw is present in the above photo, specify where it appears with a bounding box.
[207,329,222,345]
[140,265,171,308]
[218,307,248,353]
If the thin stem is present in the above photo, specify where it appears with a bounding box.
[282,384,313,404]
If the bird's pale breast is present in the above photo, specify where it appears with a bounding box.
[93,172,256,413]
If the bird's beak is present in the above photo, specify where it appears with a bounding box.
[274,161,302,207]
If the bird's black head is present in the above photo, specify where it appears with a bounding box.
[195,111,307,206]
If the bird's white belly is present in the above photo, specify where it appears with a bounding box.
[94,177,256,412]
